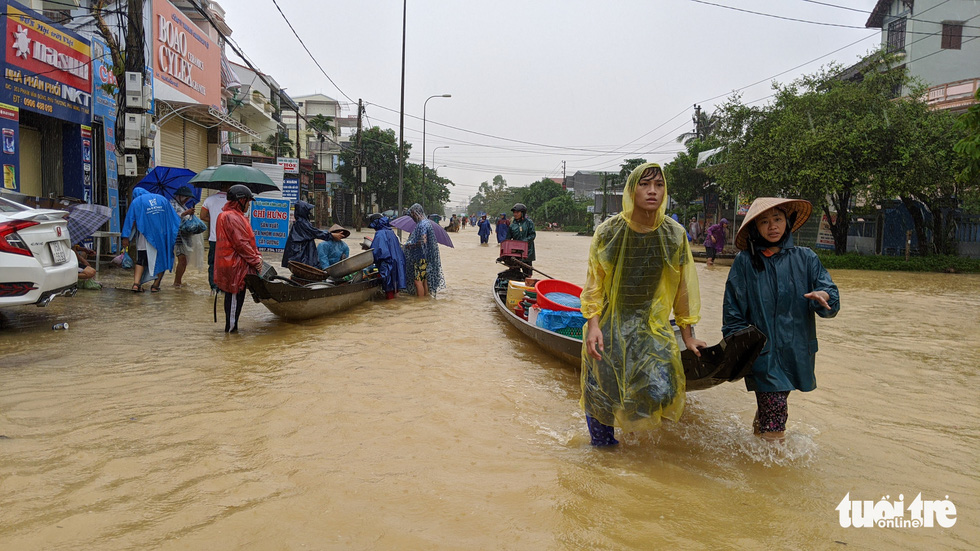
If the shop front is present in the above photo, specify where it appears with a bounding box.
[0,0,92,205]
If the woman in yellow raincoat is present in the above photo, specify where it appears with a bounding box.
[581,162,705,446]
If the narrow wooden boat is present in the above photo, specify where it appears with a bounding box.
[494,277,764,391]
[244,273,381,321]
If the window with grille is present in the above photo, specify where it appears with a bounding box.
[941,22,963,50]
[887,18,907,52]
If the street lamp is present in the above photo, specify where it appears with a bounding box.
[422,94,451,210]
[424,145,449,210]
[432,146,449,169]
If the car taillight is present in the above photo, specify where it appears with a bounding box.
[0,220,39,256]
[0,282,38,296]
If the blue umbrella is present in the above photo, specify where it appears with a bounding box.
[136,166,201,205]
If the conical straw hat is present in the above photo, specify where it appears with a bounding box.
[734,197,813,250]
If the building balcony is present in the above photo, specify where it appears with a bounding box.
[923,78,980,113]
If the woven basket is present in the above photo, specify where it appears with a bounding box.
[288,261,330,282]
[555,326,584,340]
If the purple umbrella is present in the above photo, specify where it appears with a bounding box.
[66,203,112,245]
[390,215,454,248]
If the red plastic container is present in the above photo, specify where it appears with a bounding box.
[499,239,528,259]
[534,279,583,312]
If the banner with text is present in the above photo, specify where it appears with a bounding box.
[250,197,289,252]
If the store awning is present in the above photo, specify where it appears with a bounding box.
[156,100,259,138]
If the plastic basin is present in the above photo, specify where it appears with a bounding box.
[534,279,583,312]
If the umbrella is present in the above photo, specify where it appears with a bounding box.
[390,215,454,248]
[136,166,201,205]
[66,203,111,245]
[188,165,279,194]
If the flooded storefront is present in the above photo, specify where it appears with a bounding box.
[0,230,977,549]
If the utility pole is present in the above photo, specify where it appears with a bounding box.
[601,173,607,221]
[693,104,703,141]
[561,160,566,190]
[354,98,363,230]
[120,0,147,207]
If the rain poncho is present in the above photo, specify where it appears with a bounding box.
[214,201,263,294]
[122,187,180,279]
[704,219,728,251]
[404,204,446,295]
[370,215,407,293]
[281,201,331,267]
[316,239,349,270]
[477,218,492,243]
[508,216,536,261]
[722,232,840,393]
[580,162,701,431]
[496,215,510,243]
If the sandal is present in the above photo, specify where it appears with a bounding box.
[150,284,161,293]
[131,284,144,293]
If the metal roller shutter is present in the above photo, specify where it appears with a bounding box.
[183,123,208,172]
[159,118,184,168]
[159,118,208,172]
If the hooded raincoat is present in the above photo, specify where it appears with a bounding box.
[370,216,407,293]
[477,217,492,243]
[508,215,536,262]
[404,204,446,295]
[580,162,701,431]
[214,201,263,294]
[495,215,510,243]
[704,219,728,251]
[281,201,331,268]
[122,187,181,279]
[721,233,839,393]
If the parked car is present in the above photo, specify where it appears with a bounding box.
[0,195,77,307]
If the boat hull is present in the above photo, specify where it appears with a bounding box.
[493,285,581,367]
[245,275,382,321]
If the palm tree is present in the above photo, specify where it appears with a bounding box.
[676,107,720,145]
[263,131,295,157]
[307,114,336,143]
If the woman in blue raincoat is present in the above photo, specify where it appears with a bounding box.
[122,187,181,292]
[722,197,840,442]
[477,215,492,245]
[403,203,445,297]
[282,200,331,268]
[581,163,705,446]
[495,213,510,243]
[368,214,406,299]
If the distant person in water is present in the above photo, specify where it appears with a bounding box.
[722,197,839,442]
[368,213,407,299]
[477,214,492,245]
[495,213,510,243]
[703,218,729,267]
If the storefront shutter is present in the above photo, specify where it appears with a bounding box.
[159,117,184,168]
[183,122,208,172]
[18,126,43,196]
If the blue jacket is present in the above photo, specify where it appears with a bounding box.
[369,216,406,292]
[316,239,349,270]
[722,236,840,393]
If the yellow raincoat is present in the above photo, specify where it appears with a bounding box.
[580,162,701,431]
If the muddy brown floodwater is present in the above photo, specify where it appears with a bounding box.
[1,228,978,550]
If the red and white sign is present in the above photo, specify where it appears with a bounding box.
[816,213,836,250]
[277,157,299,174]
[152,0,220,109]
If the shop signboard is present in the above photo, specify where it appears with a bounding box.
[250,197,289,252]
[0,1,92,125]
[277,157,299,174]
[282,177,299,203]
[0,102,18,192]
[90,35,120,239]
[152,0,221,110]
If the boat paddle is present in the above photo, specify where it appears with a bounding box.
[496,257,556,280]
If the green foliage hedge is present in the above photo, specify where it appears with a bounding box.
[815,251,980,273]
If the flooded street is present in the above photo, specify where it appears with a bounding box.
[1,228,978,550]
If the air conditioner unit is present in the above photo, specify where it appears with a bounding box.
[123,154,137,176]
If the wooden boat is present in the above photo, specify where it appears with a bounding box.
[244,273,381,321]
[494,276,764,391]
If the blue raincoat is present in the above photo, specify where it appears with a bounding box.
[477,218,492,243]
[722,234,840,393]
[369,216,406,293]
[122,187,180,277]
[282,201,331,267]
[316,239,349,269]
[495,216,510,243]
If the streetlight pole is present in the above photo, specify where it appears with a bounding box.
[426,145,449,211]
[422,94,451,210]
[397,0,407,219]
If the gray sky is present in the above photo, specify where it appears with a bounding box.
[223,0,884,205]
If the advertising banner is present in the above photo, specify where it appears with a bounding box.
[250,197,290,252]
[0,102,19,192]
[282,177,299,203]
[0,1,92,125]
[816,213,836,250]
[152,0,221,109]
[90,35,120,239]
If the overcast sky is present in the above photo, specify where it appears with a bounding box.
[223,0,885,206]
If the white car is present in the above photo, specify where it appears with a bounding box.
[0,195,78,307]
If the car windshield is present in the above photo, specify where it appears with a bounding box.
[0,196,29,213]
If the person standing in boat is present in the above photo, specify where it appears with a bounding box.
[368,214,406,299]
[281,200,332,268]
[508,203,536,278]
[316,224,350,270]
[495,213,510,243]
[722,197,839,442]
[703,217,729,267]
[403,203,445,297]
[581,162,706,447]
[477,214,492,245]
[214,185,263,333]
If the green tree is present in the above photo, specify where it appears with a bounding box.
[522,178,565,221]
[256,131,295,157]
[339,126,409,222]
[307,114,336,139]
[716,53,909,254]
[954,88,980,202]
[468,175,514,215]
[665,139,718,212]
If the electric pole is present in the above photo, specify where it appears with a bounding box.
[693,104,703,141]
[354,98,363,230]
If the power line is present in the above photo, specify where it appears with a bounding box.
[687,0,867,28]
